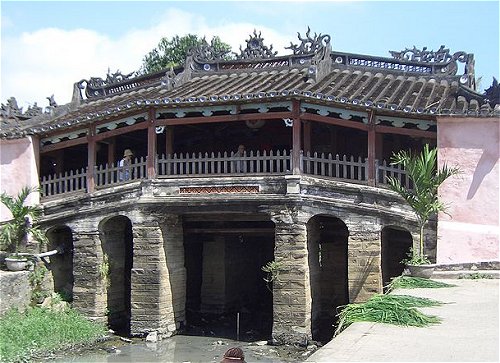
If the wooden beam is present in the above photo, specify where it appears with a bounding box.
[375,124,436,138]
[94,121,148,142]
[300,112,369,131]
[156,111,293,126]
[40,137,88,153]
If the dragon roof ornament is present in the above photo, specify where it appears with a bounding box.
[84,69,136,89]
[189,37,232,62]
[1,97,44,121]
[234,30,277,60]
[285,27,331,55]
[389,45,474,77]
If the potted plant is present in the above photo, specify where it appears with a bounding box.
[387,144,460,278]
[0,186,47,271]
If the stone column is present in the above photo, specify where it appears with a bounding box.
[129,212,170,336]
[345,216,382,303]
[160,214,187,333]
[69,222,107,322]
[271,208,312,345]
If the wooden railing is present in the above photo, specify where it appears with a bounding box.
[303,152,366,182]
[375,160,413,190]
[40,168,87,197]
[95,156,147,188]
[39,151,411,198]
[158,150,291,177]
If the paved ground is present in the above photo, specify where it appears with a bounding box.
[306,278,499,362]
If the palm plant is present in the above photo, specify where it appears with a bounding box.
[387,144,460,264]
[0,186,47,253]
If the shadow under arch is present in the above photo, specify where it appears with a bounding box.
[99,215,133,336]
[381,225,412,291]
[46,225,74,302]
[307,214,349,344]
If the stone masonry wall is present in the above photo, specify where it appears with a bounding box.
[271,208,312,345]
[69,221,107,322]
[345,215,383,302]
[160,214,186,334]
[130,212,171,336]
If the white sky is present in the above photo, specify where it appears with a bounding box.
[1,1,499,111]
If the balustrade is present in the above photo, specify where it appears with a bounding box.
[39,151,410,198]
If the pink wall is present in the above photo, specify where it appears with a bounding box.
[0,137,40,222]
[437,117,499,264]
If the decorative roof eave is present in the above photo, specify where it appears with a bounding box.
[2,88,498,140]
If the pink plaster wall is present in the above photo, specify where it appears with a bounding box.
[0,137,40,222]
[437,117,499,264]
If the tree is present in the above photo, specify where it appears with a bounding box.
[387,144,460,264]
[0,186,47,253]
[139,34,232,75]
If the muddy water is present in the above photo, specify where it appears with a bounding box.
[53,335,311,363]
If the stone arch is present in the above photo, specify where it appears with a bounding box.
[381,225,412,289]
[98,215,133,335]
[46,225,74,301]
[307,214,349,343]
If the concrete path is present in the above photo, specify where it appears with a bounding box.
[306,278,499,362]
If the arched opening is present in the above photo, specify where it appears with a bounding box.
[381,226,412,290]
[183,215,275,341]
[99,216,133,336]
[46,225,74,302]
[307,215,349,344]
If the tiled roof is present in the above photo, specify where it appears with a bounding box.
[1,29,498,139]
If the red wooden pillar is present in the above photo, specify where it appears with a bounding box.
[147,108,157,179]
[292,99,302,174]
[165,126,173,156]
[303,120,311,154]
[107,138,116,166]
[87,124,96,193]
[367,111,376,186]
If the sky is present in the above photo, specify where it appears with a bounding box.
[1,0,499,111]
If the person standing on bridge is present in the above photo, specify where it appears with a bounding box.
[119,149,134,181]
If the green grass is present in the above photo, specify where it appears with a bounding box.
[0,307,107,363]
[334,294,443,337]
[387,275,456,292]
[458,272,494,279]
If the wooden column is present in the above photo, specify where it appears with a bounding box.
[165,126,173,156]
[292,99,302,175]
[87,124,96,193]
[147,108,157,179]
[107,138,116,166]
[367,111,376,186]
[303,120,311,154]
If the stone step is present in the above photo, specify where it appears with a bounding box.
[432,269,500,279]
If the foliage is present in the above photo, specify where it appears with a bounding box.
[29,263,49,304]
[139,34,233,74]
[334,294,442,336]
[458,272,494,279]
[386,276,456,292]
[262,260,285,292]
[0,306,107,363]
[401,247,430,265]
[387,144,460,264]
[0,186,47,253]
